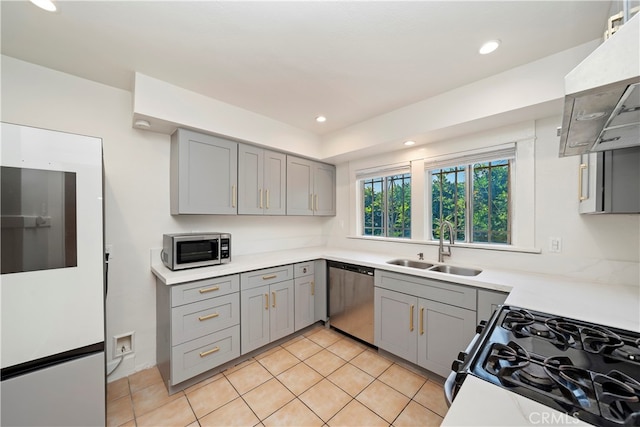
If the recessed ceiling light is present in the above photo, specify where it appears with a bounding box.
[403,140,416,146]
[29,0,57,12]
[479,40,501,55]
[316,116,327,123]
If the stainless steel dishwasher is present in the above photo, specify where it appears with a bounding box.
[328,261,375,345]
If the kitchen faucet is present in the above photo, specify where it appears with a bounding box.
[438,220,455,263]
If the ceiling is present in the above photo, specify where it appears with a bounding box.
[1,1,616,136]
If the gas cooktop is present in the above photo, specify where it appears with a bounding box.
[449,306,640,427]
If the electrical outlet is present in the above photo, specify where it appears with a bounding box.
[113,332,134,358]
[549,237,562,253]
[105,244,113,260]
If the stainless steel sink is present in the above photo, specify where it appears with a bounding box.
[427,264,482,276]
[386,259,434,269]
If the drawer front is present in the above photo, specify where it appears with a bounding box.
[171,275,239,307]
[171,325,240,385]
[241,265,293,290]
[376,271,476,310]
[172,293,239,345]
[294,261,314,278]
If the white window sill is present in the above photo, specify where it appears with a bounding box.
[346,235,541,254]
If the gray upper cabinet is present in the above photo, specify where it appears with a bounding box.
[171,129,238,215]
[286,156,336,216]
[238,144,286,215]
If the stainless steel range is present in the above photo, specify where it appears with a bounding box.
[445,305,640,427]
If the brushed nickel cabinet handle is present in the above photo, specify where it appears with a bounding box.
[419,307,424,335]
[199,347,220,357]
[578,163,587,201]
[259,188,263,209]
[315,194,319,212]
[266,189,270,209]
[311,281,315,296]
[262,274,277,280]
[309,194,314,211]
[265,293,269,310]
[199,286,220,294]
[272,291,276,308]
[198,313,220,321]
[232,185,237,208]
[410,305,414,332]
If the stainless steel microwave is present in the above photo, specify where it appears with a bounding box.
[161,233,231,270]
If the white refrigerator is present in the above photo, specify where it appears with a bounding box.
[0,122,106,426]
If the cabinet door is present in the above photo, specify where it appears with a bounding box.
[240,285,270,354]
[264,150,286,215]
[374,288,417,363]
[171,129,238,215]
[417,299,476,377]
[477,289,508,324]
[270,280,295,342]
[314,163,336,216]
[294,276,315,331]
[238,144,264,215]
[313,260,327,322]
[286,156,314,215]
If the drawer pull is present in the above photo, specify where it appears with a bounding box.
[265,293,269,310]
[419,307,424,335]
[311,281,315,296]
[199,286,220,294]
[262,274,277,280]
[199,347,220,358]
[198,313,220,321]
[272,291,276,308]
[410,305,414,332]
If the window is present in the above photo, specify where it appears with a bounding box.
[362,173,411,238]
[430,158,511,244]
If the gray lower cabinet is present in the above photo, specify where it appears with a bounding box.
[417,299,476,377]
[294,261,315,331]
[170,128,238,215]
[477,289,508,324]
[240,265,295,354]
[374,270,477,377]
[156,275,241,390]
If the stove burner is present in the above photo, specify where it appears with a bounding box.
[545,318,579,347]
[519,363,555,390]
[609,338,640,363]
[582,326,624,354]
[593,370,640,424]
[544,358,596,410]
[528,323,553,338]
[503,309,535,331]
[485,342,531,381]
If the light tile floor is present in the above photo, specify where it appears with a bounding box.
[107,326,447,427]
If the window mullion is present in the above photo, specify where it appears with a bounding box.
[467,164,473,243]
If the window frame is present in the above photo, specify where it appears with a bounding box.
[356,169,413,240]
[426,147,515,246]
[425,160,515,246]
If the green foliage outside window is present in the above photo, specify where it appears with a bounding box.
[363,173,411,238]
[431,160,510,244]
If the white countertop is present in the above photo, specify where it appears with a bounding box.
[150,245,640,426]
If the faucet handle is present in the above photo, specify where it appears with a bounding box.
[417,252,424,260]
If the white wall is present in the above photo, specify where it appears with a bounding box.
[1,56,330,381]
[327,117,640,287]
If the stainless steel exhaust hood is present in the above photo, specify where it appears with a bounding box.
[558,13,639,157]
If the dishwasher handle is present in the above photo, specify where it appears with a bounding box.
[327,261,374,276]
